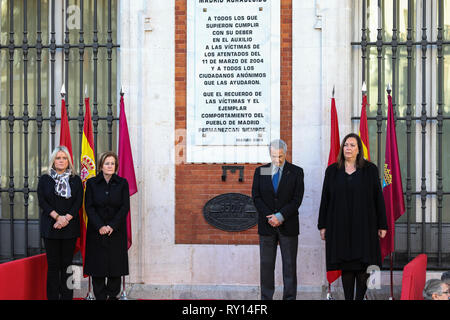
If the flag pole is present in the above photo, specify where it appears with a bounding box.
[82,270,95,300]
[325,85,336,301]
[326,283,335,300]
[119,274,129,300]
[84,276,95,300]
[118,86,130,301]
[61,83,66,98]
[387,83,395,301]
[389,253,394,300]
[81,85,95,300]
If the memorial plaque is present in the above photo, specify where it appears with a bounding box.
[187,0,280,163]
[203,193,257,232]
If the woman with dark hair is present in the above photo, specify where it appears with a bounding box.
[83,151,130,300]
[37,146,83,300]
[318,133,388,300]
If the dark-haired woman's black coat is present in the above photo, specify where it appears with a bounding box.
[317,162,388,270]
[83,172,130,277]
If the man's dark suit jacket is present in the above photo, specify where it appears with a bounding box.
[252,161,305,236]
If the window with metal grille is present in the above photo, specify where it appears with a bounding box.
[352,0,450,269]
[0,0,119,262]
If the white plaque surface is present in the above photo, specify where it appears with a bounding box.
[187,0,280,163]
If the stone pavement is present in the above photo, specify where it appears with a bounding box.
[74,282,403,300]
[73,270,445,300]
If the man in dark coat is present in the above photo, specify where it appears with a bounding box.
[252,139,304,300]
[83,152,130,300]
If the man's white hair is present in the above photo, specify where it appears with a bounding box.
[269,139,287,154]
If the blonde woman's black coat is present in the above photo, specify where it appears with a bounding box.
[37,174,83,239]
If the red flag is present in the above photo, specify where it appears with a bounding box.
[327,97,340,166]
[60,94,80,254]
[327,270,342,286]
[78,97,96,271]
[118,94,137,250]
[59,97,73,163]
[326,96,342,284]
[380,91,405,260]
[359,94,371,160]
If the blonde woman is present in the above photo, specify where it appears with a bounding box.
[37,146,83,300]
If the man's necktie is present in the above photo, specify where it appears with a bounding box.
[272,167,280,193]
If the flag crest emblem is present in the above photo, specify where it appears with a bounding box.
[80,155,96,182]
[383,164,392,188]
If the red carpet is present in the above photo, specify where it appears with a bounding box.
[0,254,47,300]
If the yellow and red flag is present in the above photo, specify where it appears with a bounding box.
[359,92,371,160]
[78,97,96,268]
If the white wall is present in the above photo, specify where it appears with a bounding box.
[292,0,354,288]
[119,0,356,296]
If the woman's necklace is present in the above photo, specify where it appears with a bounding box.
[345,162,356,175]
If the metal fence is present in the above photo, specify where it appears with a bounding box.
[0,0,119,262]
[351,0,450,269]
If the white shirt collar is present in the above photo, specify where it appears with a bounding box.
[271,161,285,175]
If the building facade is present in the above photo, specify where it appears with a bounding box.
[0,0,449,299]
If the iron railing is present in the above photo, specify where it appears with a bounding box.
[0,0,119,262]
[351,0,450,269]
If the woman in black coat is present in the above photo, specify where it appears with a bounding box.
[37,146,83,300]
[318,133,388,300]
[83,151,130,300]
